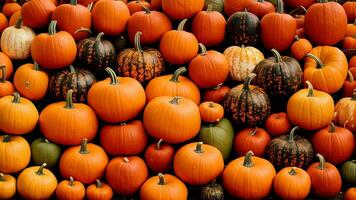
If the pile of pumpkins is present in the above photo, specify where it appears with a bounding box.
[0,0,356,199]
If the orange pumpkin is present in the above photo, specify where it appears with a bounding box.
[346,20,356,37]
[291,35,313,61]
[224,0,251,16]
[351,56,356,69]
[0,65,15,98]
[127,0,150,15]
[0,13,8,34]
[150,0,161,10]
[86,180,113,200]
[343,70,356,97]
[234,127,271,157]
[334,89,356,132]
[162,0,204,20]
[0,173,16,199]
[9,10,21,26]
[199,101,224,123]
[345,188,356,200]
[303,46,348,94]
[343,1,356,22]
[0,52,13,80]
[55,177,85,200]
[203,84,230,103]
[247,0,275,18]
[21,0,56,29]
[159,19,199,65]
[344,36,356,50]
[144,139,175,173]
[59,139,109,184]
[265,112,292,137]
[2,2,21,18]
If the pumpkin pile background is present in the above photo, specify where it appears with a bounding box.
[0,0,356,199]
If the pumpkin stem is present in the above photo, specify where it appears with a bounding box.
[123,157,129,163]
[177,19,188,31]
[206,4,213,12]
[306,81,314,97]
[119,122,127,126]
[87,2,93,11]
[243,151,254,168]
[294,35,300,41]
[212,83,223,90]
[74,27,92,34]
[95,32,104,43]
[249,127,258,136]
[352,160,356,163]
[243,73,256,90]
[134,32,143,53]
[208,102,214,108]
[352,89,356,100]
[348,70,355,82]
[12,92,21,103]
[288,126,298,143]
[306,53,324,68]
[69,65,76,74]
[70,0,77,5]
[79,138,89,154]
[170,67,187,82]
[288,167,297,175]
[2,135,10,142]
[0,65,6,83]
[15,17,22,29]
[36,163,47,175]
[142,6,150,14]
[96,179,103,188]
[316,153,325,170]
[328,122,336,133]
[158,173,166,185]
[69,177,74,186]
[42,138,50,143]
[276,0,284,13]
[48,20,57,35]
[156,139,163,150]
[289,5,307,15]
[34,62,40,71]
[105,67,119,85]
[169,96,181,105]
[195,142,204,153]
[199,43,207,56]
[271,49,282,63]
[64,89,74,109]
[0,173,5,182]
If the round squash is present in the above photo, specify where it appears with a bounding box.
[203,84,230,104]
[144,139,175,173]
[86,180,113,200]
[265,112,292,137]
[161,0,204,20]
[55,177,85,200]
[291,35,313,61]
[0,173,16,199]
[30,138,61,169]
[247,0,275,18]
[199,101,224,123]
[234,127,271,157]
[334,89,356,132]
[345,187,356,200]
[341,160,356,185]
[0,65,15,98]
[127,0,150,15]
[344,1,356,22]
[21,0,56,29]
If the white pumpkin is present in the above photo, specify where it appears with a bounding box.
[223,46,265,82]
[1,18,36,60]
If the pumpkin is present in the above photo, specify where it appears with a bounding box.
[30,138,61,169]
[343,70,356,97]
[0,135,30,173]
[100,120,148,156]
[0,173,16,199]
[291,35,313,61]
[86,180,113,200]
[351,56,356,69]
[303,46,348,94]
[334,89,356,132]
[203,84,230,103]
[77,0,99,6]
[261,0,297,51]
[92,0,130,36]
[2,2,21,17]
[287,81,334,131]
[266,126,314,170]
[0,93,38,135]
[223,73,271,127]
[343,1,356,22]
[145,67,201,105]
[0,13,8,34]
[200,180,224,200]
[9,10,21,26]
[226,11,260,46]
[60,139,109,184]
[0,65,15,98]
[204,0,224,13]
[106,156,148,196]
[265,112,292,137]
[188,43,229,88]
[254,49,302,97]
[144,96,201,144]
[223,151,276,199]
[113,35,129,52]
[127,7,172,45]
[159,19,199,65]
[52,0,92,41]
[198,118,234,160]
[307,154,342,198]
[56,177,85,200]
[345,188,356,200]
[346,20,356,37]
[247,0,275,18]
[191,5,226,47]
[21,0,56,29]
[150,0,162,10]
[174,142,224,185]
[1,18,36,60]
[144,139,175,173]
[31,20,77,69]
[341,160,356,185]
[127,0,150,15]
[49,65,96,103]
[117,32,165,83]
[0,52,13,80]
[344,35,356,50]
[13,62,48,101]
[273,167,311,200]
[199,102,224,123]
[88,68,146,123]
[234,127,271,157]
[285,0,315,8]
[140,173,188,200]
[77,31,116,74]
[17,163,58,199]
[162,0,204,20]
[223,45,264,82]
[224,0,251,16]
[304,0,347,45]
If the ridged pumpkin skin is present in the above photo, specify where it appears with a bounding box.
[254,49,302,97]
[21,0,56,29]
[334,90,356,132]
[86,180,113,200]
[266,127,314,170]
[345,188,356,200]
[162,0,204,20]
[0,66,15,98]
[1,19,36,60]
[344,1,356,22]
[144,140,175,173]
[234,127,271,157]
[31,138,61,169]
[0,135,31,173]
[247,0,275,18]
[223,45,264,82]
[55,177,86,200]
[117,32,165,84]
[203,85,230,104]
[291,35,313,61]
[0,52,13,82]
[223,151,276,199]
[223,74,271,127]
[285,0,315,8]
[341,160,356,185]
[199,118,234,160]
[49,65,96,103]
[0,173,16,199]
[226,11,260,46]
[199,101,224,123]
[265,112,292,137]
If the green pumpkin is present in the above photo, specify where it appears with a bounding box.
[204,0,224,13]
[341,160,356,185]
[198,118,234,160]
[31,138,61,168]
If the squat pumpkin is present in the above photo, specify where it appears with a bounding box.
[265,112,292,137]
[86,180,113,200]
[334,89,356,132]
[199,101,224,123]
[234,127,271,157]
[31,138,61,169]
[0,65,15,98]
[0,173,16,199]
[55,177,85,200]
[144,139,175,173]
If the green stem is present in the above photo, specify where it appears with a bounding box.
[105,67,119,85]
[48,20,57,35]
[96,180,103,188]
[69,65,76,73]
[69,177,74,186]
[271,49,282,63]
[36,163,47,175]
[289,167,297,175]
[249,127,258,136]
[134,32,143,53]
[288,126,298,143]
[70,0,77,5]
[169,96,181,105]
[177,19,188,31]
[352,89,356,100]
[158,173,166,185]
[12,92,21,103]
[34,62,40,71]
[206,4,213,12]
[306,53,324,68]
[0,65,6,83]
[95,32,104,42]
[64,90,74,109]
[348,70,354,82]
[243,151,254,168]
[156,139,163,150]
[213,83,223,90]
[276,0,284,13]
[199,43,207,56]
[142,6,150,14]
[194,142,204,153]
[2,135,10,142]
[243,73,256,90]
[328,122,336,133]
[170,67,187,82]
[306,81,314,97]
[15,17,22,29]
[0,173,5,182]
[316,154,325,170]
[79,138,89,154]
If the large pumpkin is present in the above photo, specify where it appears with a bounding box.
[0,173,16,199]
[40,90,98,145]
[254,49,303,97]
[223,73,271,127]
[88,68,146,123]
[234,127,271,157]
[161,0,204,20]
[223,45,264,82]
[334,89,356,132]
[55,177,86,200]
[117,32,165,83]
[144,96,201,144]
[86,180,113,200]
[21,0,56,29]
[30,138,61,169]
[304,0,347,45]
[144,139,175,173]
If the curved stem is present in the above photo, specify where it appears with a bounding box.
[289,167,297,175]
[294,35,300,41]
[0,173,5,182]
[243,151,254,168]
[70,0,77,5]
[64,90,74,109]
[328,122,336,133]
[170,67,187,82]
[69,65,76,74]
[119,122,127,126]
[0,65,6,83]
[134,32,143,53]
[177,19,188,31]
[316,153,325,170]
[95,32,104,42]
[199,43,207,56]
[271,49,282,63]
[36,163,47,175]
[306,53,324,68]
[169,96,181,105]
[306,81,314,97]
[74,27,92,34]
[348,70,354,82]
[12,92,21,103]
[158,173,166,185]
[34,62,40,71]
[142,6,150,14]
[276,0,284,13]
[194,142,204,153]
[212,83,222,90]
[249,127,258,136]
[44,139,50,143]
[288,126,298,143]
[105,67,119,85]
[206,4,213,12]
[48,20,57,35]
[123,157,129,163]
[96,180,103,188]
[69,177,74,186]
[87,2,93,11]
[243,73,256,90]
[15,17,22,29]
[156,139,163,150]
[2,135,10,142]
[352,89,356,100]
[79,138,89,154]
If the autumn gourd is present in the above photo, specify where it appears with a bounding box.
[127,0,150,15]
[341,160,356,185]
[144,139,175,173]
[345,188,356,200]
[203,84,230,104]
[162,0,204,20]
[140,173,188,200]
[334,89,356,132]
[234,127,271,157]
[56,177,85,200]
[21,0,56,29]
[2,1,21,17]
[224,0,251,16]
[30,138,61,169]
[0,65,15,98]
[174,142,224,185]
[346,20,356,37]
[291,35,313,61]
[200,180,224,200]
[86,180,113,200]
[265,112,292,137]
[59,138,109,184]
[0,52,13,80]
[199,101,224,123]
[0,173,16,199]
[247,0,275,18]
[344,1,356,22]
[117,32,165,83]
[344,35,356,50]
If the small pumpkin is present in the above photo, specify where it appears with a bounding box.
[334,89,356,132]
[0,173,16,199]
[0,65,15,98]
[200,180,224,200]
[174,142,224,185]
[234,127,271,157]
[344,70,356,97]
[265,112,292,137]
[0,52,13,80]
[161,0,204,20]
[86,180,113,200]
[346,19,356,37]
[199,101,224,123]
[127,0,150,15]
[343,1,356,22]
[203,84,230,104]
[140,173,188,200]
[341,160,356,185]
[344,35,356,50]
[55,177,85,200]
[144,139,175,173]
[291,35,313,61]
[345,188,356,200]
[30,138,61,169]
[21,0,56,29]
[247,0,275,18]
[2,1,21,17]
